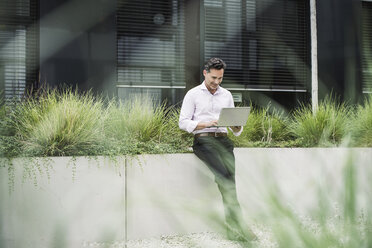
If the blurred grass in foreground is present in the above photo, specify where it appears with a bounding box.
[257,155,372,248]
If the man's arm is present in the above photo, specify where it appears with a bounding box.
[179,90,219,133]
[179,92,199,133]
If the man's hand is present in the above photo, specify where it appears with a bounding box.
[195,120,218,130]
[230,126,242,132]
[207,120,218,127]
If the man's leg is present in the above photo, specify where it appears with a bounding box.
[193,136,234,179]
[193,137,256,242]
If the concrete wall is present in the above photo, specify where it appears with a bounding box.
[235,148,372,219]
[1,148,372,247]
[0,157,125,248]
[126,154,224,240]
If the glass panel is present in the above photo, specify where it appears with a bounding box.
[0,29,27,100]
[362,1,372,93]
[117,0,185,88]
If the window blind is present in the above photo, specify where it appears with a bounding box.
[0,0,39,101]
[362,1,372,93]
[116,0,185,90]
[203,0,309,91]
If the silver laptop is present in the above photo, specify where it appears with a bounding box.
[216,107,250,127]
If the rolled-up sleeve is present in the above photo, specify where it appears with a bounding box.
[179,92,198,133]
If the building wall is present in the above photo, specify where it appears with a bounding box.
[179,0,311,110]
[39,0,117,96]
[317,0,363,103]
[34,0,367,108]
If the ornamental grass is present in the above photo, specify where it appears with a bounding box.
[1,89,372,158]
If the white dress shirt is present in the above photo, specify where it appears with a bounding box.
[179,82,243,136]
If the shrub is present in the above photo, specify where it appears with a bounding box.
[351,95,372,146]
[104,96,192,155]
[0,93,7,135]
[290,98,351,147]
[6,89,106,157]
[229,105,291,146]
[105,96,166,143]
[1,88,371,158]
[159,106,193,152]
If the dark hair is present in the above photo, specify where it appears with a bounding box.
[204,57,226,72]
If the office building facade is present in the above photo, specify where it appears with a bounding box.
[0,0,371,109]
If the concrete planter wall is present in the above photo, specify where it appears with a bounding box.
[1,148,372,247]
[0,157,126,248]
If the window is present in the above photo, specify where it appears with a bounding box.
[362,1,372,93]
[203,0,310,91]
[116,0,185,103]
[0,0,39,101]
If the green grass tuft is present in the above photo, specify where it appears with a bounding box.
[103,96,192,155]
[6,89,106,156]
[351,95,372,146]
[1,91,194,157]
[229,105,291,146]
[290,97,351,147]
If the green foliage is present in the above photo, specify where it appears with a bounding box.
[0,102,5,121]
[159,107,194,151]
[103,96,192,155]
[0,90,192,158]
[351,95,372,146]
[1,89,372,158]
[229,105,291,147]
[0,92,7,136]
[105,96,165,143]
[5,89,106,156]
[290,97,351,147]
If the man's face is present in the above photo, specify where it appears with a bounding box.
[203,68,224,93]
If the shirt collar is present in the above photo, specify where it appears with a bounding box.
[201,81,221,95]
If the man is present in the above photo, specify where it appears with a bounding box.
[179,58,256,243]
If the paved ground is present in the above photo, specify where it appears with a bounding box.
[125,231,276,248]
[83,224,277,248]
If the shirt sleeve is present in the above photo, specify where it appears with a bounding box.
[227,92,243,136]
[179,91,198,133]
